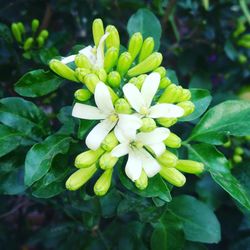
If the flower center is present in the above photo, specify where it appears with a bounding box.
[108,113,118,122]
[131,141,144,150]
[140,106,148,116]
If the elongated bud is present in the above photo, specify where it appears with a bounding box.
[157,150,178,167]
[158,84,182,103]
[83,73,100,92]
[177,101,195,116]
[75,68,91,82]
[114,98,132,114]
[31,19,40,33]
[23,37,34,51]
[135,170,148,190]
[104,47,119,72]
[105,25,120,50]
[99,152,118,170]
[75,54,92,69]
[154,66,166,78]
[140,118,156,132]
[74,89,92,101]
[75,148,104,168]
[138,37,155,62]
[136,74,147,89]
[37,36,44,48]
[157,117,177,127]
[17,22,25,34]
[101,131,118,151]
[177,89,191,102]
[11,23,22,43]
[127,52,162,77]
[160,167,186,187]
[107,71,121,88]
[94,169,113,196]
[92,18,104,47]
[95,68,107,82]
[128,32,143,61]
[164,132,181,148]
[235,147,244,155]
[39,29,49,39]
[117,52,133,77]
[49,59,79,82]
[66,164,97,191]
[159,77,171,89]
[175,160,204,174]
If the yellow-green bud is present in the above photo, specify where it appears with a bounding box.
[37,36,44,48]
[75,148,104,168]
[66,164,97,191]
[140,118,156,132]
[104,47,119,73]
[114,98,132,114]
[154,66,166,78]
[49,59,79,82]
[92,18,104,47]
[74,89,92,101]
[94,169,113,196]
[105,25,120,50]
[117,52,133,77]
[31,19,40,33]
[159,77,172,89]
[157,117,177,127]
[95,68,107,82]
[75,54,92,69]
[107,71,121,88]
[23,37,34,51]
[75,68,91,82]
[177,101,195,117]
[157,150,178,167]
[235,147,244,155]
[238,54,247,64]
[138,37,155,63]
[11,23,22,43]
[175,160,204,174]
[99,152,118,170]
[223,140,231,148]
[160,167,186,187]
[158,84,182,103]
[128,32,143,61]
[177,89,191,102]
[17,22,25,34]
[39,29,49,39]
[233,155,242,163]
[101,131,118,151]
[136,74,147,89]
[164,132,181,148]
[83,73,100,92]
[135,170,148,190]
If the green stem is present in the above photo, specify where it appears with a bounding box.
[239,0,250,25]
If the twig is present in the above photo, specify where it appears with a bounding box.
[162,0,177,30]
[41,3,52,30]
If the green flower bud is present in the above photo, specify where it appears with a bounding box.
[177,89,191,102]
[140,118,156,132]
[37,36,44,48]
[39,29,49,39]
[83,73,100,92]
[233,19,246,38]
[105,25,120,50]
[233,154,242,163]
[138,37,155,63]
[235,146,244,155]
[157,150,178,167]
[31,19,40,33]
[177,101,195,117]
[74,89,92,101]
[238,54,247,64]
[75,148,104,168]
[135,170,148,190]
[99,152,118,170]
[94,169,113,196]
[23,37,34,51]
[95,68,107,82]
[104,47,119,73]
[175,160,204,174]
[117,52,133,77]
[11,23,22,43]
[49,59,79,82]
[101,131,118,151]
[159,77,171,89]
[107,71,121,88]
[128,52,162,77]
[128,32,143,61]
[114,98,132,114]
[136,74,147,89]
[160,167,186,187]
[75,54,92,69]
[154,66,166,78]
[164,132,181,148]
[17,22,25,34]
[237,34,250,48]
[223,140,231,148]
[92,18,104,47]
[158,84,182,103]
[75,68,91,82]
[66,164,97,191]
[157,117,177,127]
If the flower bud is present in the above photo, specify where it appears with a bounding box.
[31,19,39,33]
[114,98,132,114]
[83,73,99,92]
[104,47,119,73]
[75,54,92,69]
[223,140,231,148]
[233,155,242,163]
[177,89,191,102]
[75,148,104,168]
[74,89,92,101]
[135,170,148,190]
[49,59,79,82]
[23,37,34,51]
[11,23,22,43]
[158,84,181,103]
[128,32,143,61]
[164,132,181,148]
[136,74,147,89]
[105,25,120,50]
[36,36,44,48]
[101,131,118,151]
[157,150,178,167]
[140,118,156,132]
[175,160,204,174]
[66,164,97,191]
[128,52,162,77]
[94,169,113,196]
[235,147,244,155]
[117,52,133,77]
[138,37,155,62]
[95,68,107,82]
[39,29,49,39]
[154,66,166,78]
[160,167,186,187]
[157,117,177,127]
[75,68,91,82]
[238,54,247,64]
[159,77,171,89]
[17,22,25,34]
[99,152,118,170]
[177,101,195,117]
[237,34,250,48]
[107,71,121,88]
[92,18,104,47]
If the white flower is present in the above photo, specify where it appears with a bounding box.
[60,32,109,69]
[123,72,184,118]
[72,82,142,150]
[111,127,170,181]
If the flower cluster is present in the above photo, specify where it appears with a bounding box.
[49,18,204,196]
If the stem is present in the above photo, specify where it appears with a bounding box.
[162,0,177,29]
[239,0,250,25]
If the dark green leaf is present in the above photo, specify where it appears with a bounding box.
[189,72,212,90]
[224,40,238,61]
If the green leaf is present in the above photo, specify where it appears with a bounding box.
[0,23,13,44]
[189,72,212,90]
[14,69,63,97]
[168,195,221,243]
[127,9,162,50]
[188,143,250,211]
[224,40,238,61]
[167,69,179,84]
[25,134,72,186]
[189,100,250,144]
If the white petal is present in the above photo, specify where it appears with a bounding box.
[111,143,129,157]
[114,126,130,143]
[61,54,76,64]
[136,127,170,145]
[149,104,184,118]
[123,83,145,113]
[125,149,142,181]
[147,142,166,157]
[94,82,114,114]
[72,103,106,120]
[96,32,110,68]
[79,46,96,65]
[86,119,116,150]
[141,72,161,108]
